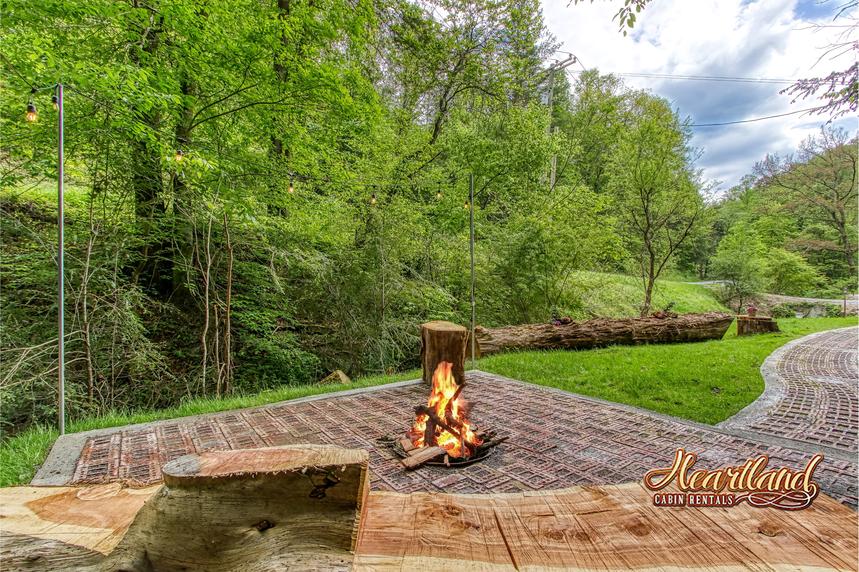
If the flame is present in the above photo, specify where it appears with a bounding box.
[408,361,482,458]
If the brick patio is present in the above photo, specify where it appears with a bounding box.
[37,371,858,506]
[720,327,858,454]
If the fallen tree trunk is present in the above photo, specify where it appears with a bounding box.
[474,312,734,356]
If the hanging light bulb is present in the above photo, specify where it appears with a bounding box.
[464,200,470,210]
[25,88,37,122]
[436,188,442,200]
[370,193,377,205]
[51,94,59,111]
[288,177,294,194]
[174,148,185,162]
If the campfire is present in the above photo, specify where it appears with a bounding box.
[385,321,507,470]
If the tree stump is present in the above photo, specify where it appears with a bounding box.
[0,446,370,571]
[737,315,780,336]
[420,321,469,386]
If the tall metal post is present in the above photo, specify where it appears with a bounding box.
[469,174,476,369]
[57,83,65,435]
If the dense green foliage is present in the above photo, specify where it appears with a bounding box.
[5,1,851,438]
[683,127,858,308]
[1,0,721,434]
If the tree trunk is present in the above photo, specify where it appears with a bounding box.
[474,312,734,356]
[128,18,171,298]
[420,321,469,386]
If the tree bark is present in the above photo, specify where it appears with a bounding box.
[474,312,734,356]
[420,321,469,386]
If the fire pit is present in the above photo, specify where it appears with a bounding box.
[382,321,508,470]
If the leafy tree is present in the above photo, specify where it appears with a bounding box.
[755,127,858,278]
[607,93,703,315]
[711,226,767,312]
[764,248,823,296]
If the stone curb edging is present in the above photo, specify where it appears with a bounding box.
[717,326,858,437]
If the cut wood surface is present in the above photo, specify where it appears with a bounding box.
[0,482,159,557]
[400,445,446,470]
[737,315,780,336]
[356,482,859,571]
[1,445,369,571]
[475,312,734,356]
[421,320,468,385]
[4,450,857,571]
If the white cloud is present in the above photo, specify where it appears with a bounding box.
[541,0,857,191]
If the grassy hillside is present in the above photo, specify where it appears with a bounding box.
[561,271,728,319]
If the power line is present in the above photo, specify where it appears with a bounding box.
[689,106,822,127]
[566,68,797,85]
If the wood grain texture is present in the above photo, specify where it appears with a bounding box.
[1,445,369,572]
[0,482,159,561]
[421,320,469,385]
[4,454,856,571]
[474,312,735,356]
[355,483,859,571]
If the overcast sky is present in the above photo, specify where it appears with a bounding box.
[541,0,857,192]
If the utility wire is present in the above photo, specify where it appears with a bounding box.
[566,68,797,85]
[689,106,822,127]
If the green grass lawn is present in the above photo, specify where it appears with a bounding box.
[478,317,858,425]
[1,316,855,487]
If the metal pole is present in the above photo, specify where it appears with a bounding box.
[469,174,476,369]
[57,83,65,435]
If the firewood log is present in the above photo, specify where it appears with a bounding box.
[400,446,446,470]
[474,312,733,356]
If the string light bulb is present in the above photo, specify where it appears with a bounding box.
[370,193,377,205]
[25,88,37,122]
[174,149,184,162]
[464,200,470,210]
[51,94,59,111]
[436,189,442,200]
[288,177,294,194]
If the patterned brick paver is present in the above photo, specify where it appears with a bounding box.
[56,372,857,506]
[720,327,858,454]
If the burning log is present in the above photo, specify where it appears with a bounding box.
[409,362,482,459]
[415,405,464,442]
[474,312,734,356]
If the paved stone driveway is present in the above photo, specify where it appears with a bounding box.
[720,327,858,454]
[35,371,857,506]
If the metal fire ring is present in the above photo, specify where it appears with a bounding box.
[389,438,496,468]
